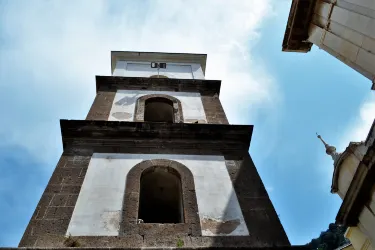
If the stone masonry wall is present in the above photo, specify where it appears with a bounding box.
[86,92,116,120]
[18,154,91,247]
[201,95,229,124]
[19,150,290,248]
[225,153,290,246]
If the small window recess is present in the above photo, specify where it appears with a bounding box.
[151,62,167,69]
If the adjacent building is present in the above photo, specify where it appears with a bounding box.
[318,119,375,250]
[282,0,375,90]
[16,51,306,249]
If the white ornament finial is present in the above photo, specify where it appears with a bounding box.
[316,133,340,161]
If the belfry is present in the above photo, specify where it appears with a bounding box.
[19,51,298,249]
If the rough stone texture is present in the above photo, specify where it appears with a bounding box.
[60,120,252,159]
[96,76,221,96]
[201,95,229,124]
[18,154,91,247]
[122,159,201,237]
[86,91,116,120]
[1,246,309,250]
[225,154,290,246]
[134,94,184,123]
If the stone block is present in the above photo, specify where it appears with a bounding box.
[34,206,48,220]
[65,194,79,206]
[31,219,70,235]
[50,194,69,206]
[73,235,143,248]
[138,223,190,236]
[60,185,81,194]
[44,184,62,194]
[45,207,74,220]
[18,235,37,247]
[34,235,66,247]
[143,235,192,248]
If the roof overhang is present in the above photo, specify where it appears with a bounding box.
[335,119,375,226]
[111,51,207,75]
[282,0,317,52]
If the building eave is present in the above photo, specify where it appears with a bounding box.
[111,51,208,75]
[282,0,317,52]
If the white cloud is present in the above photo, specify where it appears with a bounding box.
[338,93,375,151]
[0,0,279,163]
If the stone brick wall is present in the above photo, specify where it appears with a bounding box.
[18,154,91,247]
[225,153,290,246]
[201,95,229,124]
[18,150,290,248]
[86,91,115,120]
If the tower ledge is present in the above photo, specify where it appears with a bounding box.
[96,76,221,96]
[60,120,253,159]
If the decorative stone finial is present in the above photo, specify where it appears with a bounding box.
[316,133,340,161]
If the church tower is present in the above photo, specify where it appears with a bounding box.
[19,51,292,248]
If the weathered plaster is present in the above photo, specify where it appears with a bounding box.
[67,153,249,237]
[108,90,207,123]
[113,61,205,79]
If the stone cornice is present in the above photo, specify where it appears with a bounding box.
[365,119,375,147]
[336,137,375,226]
[331,142,364,193]
[60,120,253,159]
[96,76,222,97]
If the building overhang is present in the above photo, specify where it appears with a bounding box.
[336,119,375,226]
[111,51,208,75]
[95,75,221,96]
[331,142,364,193]
[282,0,317,52]
[60,120,253,159]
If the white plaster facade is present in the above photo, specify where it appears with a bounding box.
[66,153,249,237]
[113,61,205,79]
[108,89,208,123]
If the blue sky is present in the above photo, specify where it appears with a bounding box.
[0,0,374,247]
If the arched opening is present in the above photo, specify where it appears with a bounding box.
[144,97,174,122]
[138,167,183,223]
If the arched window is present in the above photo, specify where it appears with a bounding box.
[144,97,174,123]
[122,159,201,236]
[139,167,183,223]
[134,94,184,123]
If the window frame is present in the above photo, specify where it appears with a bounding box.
[134,94,184,123]
[121,159,201,236]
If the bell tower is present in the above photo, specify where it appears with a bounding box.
[18,51,291,249]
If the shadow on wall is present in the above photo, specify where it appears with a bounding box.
[208,156,291,247]
[115,94,138,106]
